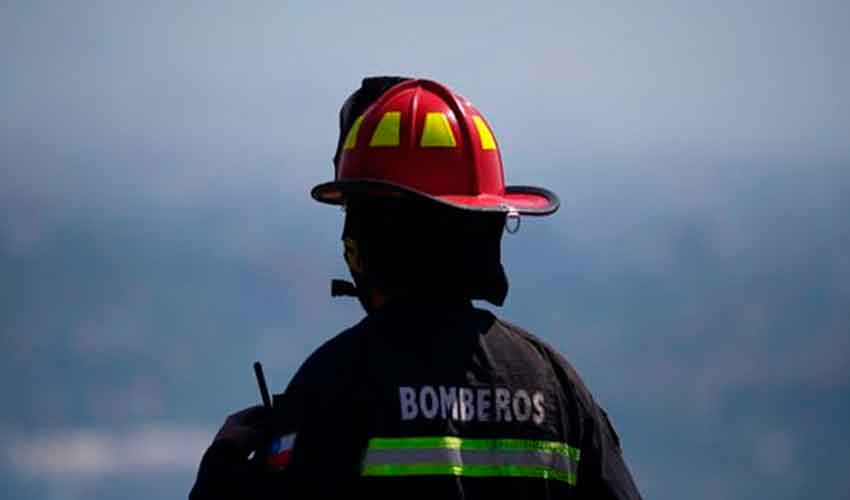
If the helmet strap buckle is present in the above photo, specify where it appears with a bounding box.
[503,206,521,234]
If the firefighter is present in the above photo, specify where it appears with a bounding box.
[190,77,642,499]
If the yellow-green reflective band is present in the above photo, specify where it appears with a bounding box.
[370,111,401,147]
[472,115,497,150]
[362,436,580,486]
[367,436,580,462]
[343,115,364,150]
[420,112,457,147]
[362,463,577,486]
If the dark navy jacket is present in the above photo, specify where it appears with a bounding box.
[191,300,642,499]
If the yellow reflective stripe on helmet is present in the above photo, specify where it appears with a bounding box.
[420,112,457,147]
[343,115,364,150]
[370,111,401,147]
[473,115,497,150]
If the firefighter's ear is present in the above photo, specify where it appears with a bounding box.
[343,237,364,274]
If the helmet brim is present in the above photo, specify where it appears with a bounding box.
[311,179,559,216]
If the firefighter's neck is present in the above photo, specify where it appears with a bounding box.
[368,288,390,310]
[367,289,474,313]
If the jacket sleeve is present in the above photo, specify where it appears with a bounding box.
[189,441,282,500]
[188,365,309,500]
[575,404,643,500]
[189,328,370,499]
[535,337,643,499]
[279,338,372,493]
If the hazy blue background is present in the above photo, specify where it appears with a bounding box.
[2,1,849,499]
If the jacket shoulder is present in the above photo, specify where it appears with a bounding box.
[272,318,373,410]
[306,320,370,368]
[490,315,597,415]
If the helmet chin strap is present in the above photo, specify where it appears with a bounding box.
[330,271,380,315]
[330,279,358,298]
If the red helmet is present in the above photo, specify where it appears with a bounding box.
[311,78,559,216]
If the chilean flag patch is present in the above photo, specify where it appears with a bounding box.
[266,433,296,469]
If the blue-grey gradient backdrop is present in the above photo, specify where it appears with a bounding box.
[2,1,849,499]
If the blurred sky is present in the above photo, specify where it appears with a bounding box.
[2,1,849,499]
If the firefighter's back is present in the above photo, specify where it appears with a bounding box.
[346,300,592,498]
